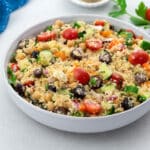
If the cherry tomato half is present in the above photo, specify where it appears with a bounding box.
[94,20,105,26]
[62,28,78,40]
[11,63,19,72]
[128,50,149,65]
[73,68,90,85]
[79,101,102,114]
[24,80,35,87]
[37,31,56,42]
[111,73,124,89]
[86,39,103,51]
[146,8,150,21]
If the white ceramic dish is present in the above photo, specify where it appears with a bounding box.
[70,0,110,8]
[3,15,150,133]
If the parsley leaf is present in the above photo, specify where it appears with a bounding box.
[130,16,150,26]
[135,2,147,19]
[89,77,97,86]
[45,25,53,31]
[115,0,127,11]
[109,0,127,17]
[109,0,150,29]
[107,105,115,115]
[45,84,49,91]
[144,25,150,29]
[109,10,126,18]
[7,66,17,86]
[34,38,38,46]
[71,111,84,117]
[78,31,86,38]
[73,22,81,28]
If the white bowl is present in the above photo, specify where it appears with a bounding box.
[3,15,150,133]
[70,0,110,8]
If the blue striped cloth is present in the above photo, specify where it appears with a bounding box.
[0,0,28,33]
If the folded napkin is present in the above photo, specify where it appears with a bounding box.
[0,0,28,33]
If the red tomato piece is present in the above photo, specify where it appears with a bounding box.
[79,103,86,112]
[111,73,124,89]
[86,39,103,51]
[94,20,105,26]
[24,80,35,87]
[73,68,90,85]
[146,8,150,21]
[37,31,56,42]
[11,63,19,72]
[79,101,102,114]
[128,50,149,65]
[62,28,78,40]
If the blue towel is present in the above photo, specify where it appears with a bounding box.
[0,0,28,33]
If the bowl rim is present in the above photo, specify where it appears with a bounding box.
[2,14,150,121]
[70,0,110,7]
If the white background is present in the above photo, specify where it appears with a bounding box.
[0,0,150,149]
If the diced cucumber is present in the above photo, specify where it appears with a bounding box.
[84,28,94,39]
[99,63,112,80]
[119,31,133,46]
[137,95,147,102]
[39,50,52,66]
[101,83,116,93]
[124,85,139,94]
[138,90,150,102]
[140,40,150,51]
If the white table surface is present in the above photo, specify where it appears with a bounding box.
[0,0,150,149]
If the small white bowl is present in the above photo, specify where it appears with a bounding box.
[70,0,110,8]
[3,15,150,133]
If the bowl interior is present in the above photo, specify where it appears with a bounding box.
[3,14,150,119]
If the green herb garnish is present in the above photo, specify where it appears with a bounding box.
[107,105,115,115]
[45,84,49,91]
[73,22,81,28]
[7,66,17,86]
[78,31,86,38]
[109,0,127,18]
[89,77,97,86]
[10,53,16,62]
[34,38,38,46]
[69,92,74,99]
[71,111,84,117]
[135,2,147,19]
[45,25,53,31]
[109,0,150,29]
[21,68,27,73]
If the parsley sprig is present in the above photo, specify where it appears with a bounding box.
[109,0,150,29]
